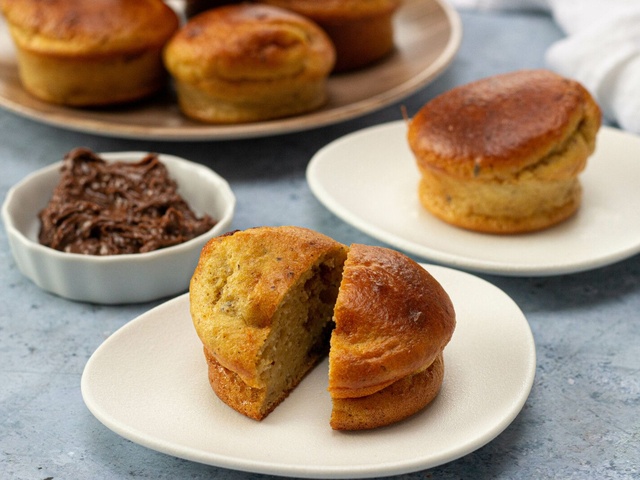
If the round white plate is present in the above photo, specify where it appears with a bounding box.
[0,0,461,141]
[81,264,535,478]
[307,122,640,276]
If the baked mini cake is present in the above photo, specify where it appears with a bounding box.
[257,0,401,72]
[0,0,179,106]
[407,69,602,234]
[190,226,456,430]
[163,4,336,124]
[329,243,455,430]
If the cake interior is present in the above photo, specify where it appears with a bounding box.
[255,254,344,415]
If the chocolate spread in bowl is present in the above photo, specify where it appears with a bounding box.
[38,148,218,255]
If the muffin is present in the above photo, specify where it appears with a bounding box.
[190,226,348,421]
[257,0,401,72]
[190,226,456,430]
[329,243,455,430]
[407,69,602,234]
[163,4,336,124]
[0,0,179,106]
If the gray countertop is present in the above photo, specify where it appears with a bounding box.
[2,8,639,480]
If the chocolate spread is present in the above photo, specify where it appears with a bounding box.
[38,148,218,255]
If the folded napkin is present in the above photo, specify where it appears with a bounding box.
[448,0,640,134]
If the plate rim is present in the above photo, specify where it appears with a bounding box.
[306,121,640,276]
[0,0,462,141]
[81,264,536,478]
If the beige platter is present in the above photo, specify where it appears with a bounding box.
[0,0,462,141]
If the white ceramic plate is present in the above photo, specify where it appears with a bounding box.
[307,122,640,276]
[81,264,535,478]
[0,0,461,141]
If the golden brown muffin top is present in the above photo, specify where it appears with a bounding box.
[164,4,335,83]
[329,244,456,399]
[257,0,401,21]
[0,0,179,54]
[408,69,601,178]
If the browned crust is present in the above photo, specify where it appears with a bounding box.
[203,345,320,421]
[0,0,178,105]
[257,0,400,72]
[204,346,270,420]
[314,11,395,72]
[407,69,601,179]
[163,4,335,84]
[163,4,335,122]
[329,244,455,399]
[191,229,456,429]
[407,69,601,234]
[331,353,445,430]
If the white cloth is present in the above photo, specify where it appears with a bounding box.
[448,0,640,134]
[448,0,548,10]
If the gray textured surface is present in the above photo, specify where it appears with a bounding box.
[2,9,639,480]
